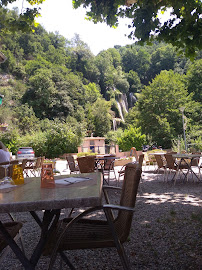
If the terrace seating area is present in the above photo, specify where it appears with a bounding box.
[0,161,201,269]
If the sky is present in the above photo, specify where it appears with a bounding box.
[8,0,135,55]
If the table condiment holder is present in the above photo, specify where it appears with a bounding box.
[12,164,24,185]
[41,163,55,188]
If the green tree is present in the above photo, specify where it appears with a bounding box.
[45,121,82,158]
[121,47,151,84]
[117,126,146,151]
[0,128,20,153]
[0,1,45,33]
[84,83,101,104]
[186,59,202,103]
[73,0,202,57]
[23,68,56,119]
[127,70,142,93]
[149,44,177,80]
[69,34,95,77]
[137,70,194,148]
[14,103,40,134]
[88,98,112,137]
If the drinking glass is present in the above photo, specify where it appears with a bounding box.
[0,163,11,184]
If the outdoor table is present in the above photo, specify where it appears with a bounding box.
[0,172,103,269]
[172,153,202,182]
[95,156,119,184]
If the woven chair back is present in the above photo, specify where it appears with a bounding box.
[138,154,144,167]
[21,159,28,170]
[66,155,77,172]
[103,154,116,170]
[35,157,42,169]
[164,154,176,169]
[155,155,164,168]
[115,162,141,242]
[77,156,95,173]
[191,152,201,166]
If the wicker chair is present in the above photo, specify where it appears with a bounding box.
[44,162,142,270]
[77,155,95,173]
[66,155,80,174]
[155,154,167,180]
[164,153,188,184]
[101,154,117,185]
[0,221,23,261]
[23,157,43,177]
[118,154,144,185]
[31,157,43,177]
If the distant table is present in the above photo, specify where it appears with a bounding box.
[0,172,103,269]
[173,153,202,181]
[148,152,165,155]
[95,156,119,184]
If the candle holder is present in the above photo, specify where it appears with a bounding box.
[41,163,55,188]
[12,164,24,185]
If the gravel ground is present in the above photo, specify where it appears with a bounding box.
[0,167,201,270]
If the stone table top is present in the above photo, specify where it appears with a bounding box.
[0,172,103,213]
[173,153,202,158]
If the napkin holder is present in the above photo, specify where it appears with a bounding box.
[41,163,55,188]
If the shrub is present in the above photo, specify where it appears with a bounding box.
[77,151,97,157]
[117,126,146,151]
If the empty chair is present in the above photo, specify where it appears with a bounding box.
[20,159,28,177]
[190,152,201,181]
[32,157,43,177]
[118,154,144,186]
[77,155,95,173]
[164,153,188,184]
[44,162,142,270]
[66,155,79,174]
[144,154,156,171]
[101,155,117,185]
[23,157,42,177]
[155,154,167,180]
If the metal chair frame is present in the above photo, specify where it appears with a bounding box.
[45,163,142,270]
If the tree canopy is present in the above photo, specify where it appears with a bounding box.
[0,0,45,32]
[1,0,201,58]
[73,0,202,58]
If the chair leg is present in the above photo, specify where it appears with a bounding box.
[104,209,131,270]
[59,251,76,270]
[8,213,25,254]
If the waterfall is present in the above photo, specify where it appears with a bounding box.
[113,119,117,131]
[121,94,128,113]
[128,92,137,108]
[112,118,122,131]
[121,99,128,114]
[116,101,124,121]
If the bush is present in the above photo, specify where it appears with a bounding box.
[117,126,146,151]
[2,122,83,159]
[0,128,20,153]
[77,151,97,157]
